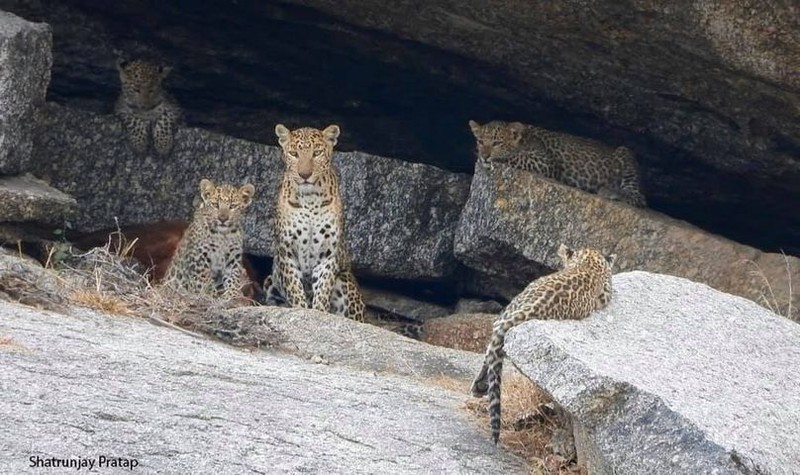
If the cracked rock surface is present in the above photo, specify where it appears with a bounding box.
[0,9,51,175]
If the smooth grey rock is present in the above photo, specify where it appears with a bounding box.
[32,103,470,280]
[455,163,800,320]
[361,287,451,322]
[0,10,51,175]
[0,174,76,225]
[0,301,527,474]
[454,298,503,315]
[505,271,800,475]
[228,306,480,380]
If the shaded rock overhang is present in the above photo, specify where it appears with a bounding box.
[2,0,799,255]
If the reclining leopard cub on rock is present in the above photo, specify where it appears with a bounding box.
[471,243,616,444]
[469,120,647,207]
[263,123,366,322]
[115,58,182,158]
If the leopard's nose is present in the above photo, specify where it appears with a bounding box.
[298,170,312,180]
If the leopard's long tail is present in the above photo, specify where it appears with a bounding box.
[471,315,515,444]
[471,303,543,444]
[488,351,504,444]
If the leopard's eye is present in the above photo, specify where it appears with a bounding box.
[287,151,299,159]
[313,149,323,157]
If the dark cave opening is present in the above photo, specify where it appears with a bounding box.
[1,0,798,256]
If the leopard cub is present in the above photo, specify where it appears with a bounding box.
[471,244,616,444]
[163,178,255,301]
[469,120,646,207]
[115,59,182,157]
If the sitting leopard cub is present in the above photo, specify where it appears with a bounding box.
[115,59,182,157]
[164,178,255,301]
[469,120,646,207]
[471,244,616,444]
[263,124,365,321]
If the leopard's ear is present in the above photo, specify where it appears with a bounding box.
[116,58,130,75]
[557,243,574,262]
[239,183,255,207]
[158,64,173,79]
[468,120,482,137]
[322,125,340,146]
[199,178,216,202]
[509,122,525,143]
[275,124,291,147]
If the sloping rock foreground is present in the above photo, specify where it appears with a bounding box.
[456,163,800,319]
[228,306,482,380]
[0,10,51,175]
[0,301,526,474]
[506,271,800,475]
[32,103,470,280]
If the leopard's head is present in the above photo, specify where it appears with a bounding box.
[195,179,255,233]
[117,59,172,110]
[557,243,616,274]
[274,124,340,186]
[468,120,526,165]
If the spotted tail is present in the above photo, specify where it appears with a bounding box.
[488,352,504,444]
[471,316,514,444]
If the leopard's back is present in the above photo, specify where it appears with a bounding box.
[469,120,646,207]
[470,244,616,444]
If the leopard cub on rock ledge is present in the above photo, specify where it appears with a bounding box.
[264,124,365,321]
[115,59,182,157]
[469,120,646,207]
[471,244,616,444]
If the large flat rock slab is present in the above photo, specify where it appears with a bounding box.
[505,271,800,475]
[0,174,76,225]
[0,301,526,474]
[0,10,51,175]
[33,103,470,280]
[455,164,800,319]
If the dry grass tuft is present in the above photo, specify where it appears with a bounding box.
[743,253,795,321]
[55,244,279,348]
[69,288,134,315]
[462,374,584,475]
[2,230,281,349]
